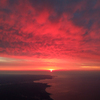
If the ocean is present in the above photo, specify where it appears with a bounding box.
[0,71,100,100]
[34,71,100,100]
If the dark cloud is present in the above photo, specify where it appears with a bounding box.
[0,8,11,14]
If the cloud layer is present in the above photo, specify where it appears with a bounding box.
[0,0,100,70]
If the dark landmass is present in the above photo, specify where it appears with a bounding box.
[0,74,53,100]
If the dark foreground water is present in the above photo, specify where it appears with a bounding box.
[0,71,100,100]
[34,71,100,100]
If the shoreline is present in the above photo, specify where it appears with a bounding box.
[0,74,53,100]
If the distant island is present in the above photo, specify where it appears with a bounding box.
[0,74,53,100]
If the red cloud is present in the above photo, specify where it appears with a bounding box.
[0,0,100,70]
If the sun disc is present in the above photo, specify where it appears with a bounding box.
[49,69,54,72]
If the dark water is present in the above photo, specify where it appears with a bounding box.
[0,71,100,100]
[35,71,100,100]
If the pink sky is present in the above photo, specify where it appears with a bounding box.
[0,0,100,70]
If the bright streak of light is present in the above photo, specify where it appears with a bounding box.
[49,69,54,72]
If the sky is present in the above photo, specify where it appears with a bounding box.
[0,0,100,71]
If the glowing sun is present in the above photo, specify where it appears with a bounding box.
[49,69,54,72]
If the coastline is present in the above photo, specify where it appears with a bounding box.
[0,74,53,100]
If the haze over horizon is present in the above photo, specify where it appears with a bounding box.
[0,0,100,71]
